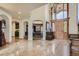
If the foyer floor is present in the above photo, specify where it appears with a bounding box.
[0,39,54,56]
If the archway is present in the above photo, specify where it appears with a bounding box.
[33,20,43,40]
[0,15,9,42]
[0,9,12,43]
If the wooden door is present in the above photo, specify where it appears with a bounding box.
[54,20,64,39]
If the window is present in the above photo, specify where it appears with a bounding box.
[52,11,67,20]
[56,11,67,19]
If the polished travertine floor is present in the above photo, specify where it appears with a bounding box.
[0,39,70,56]
[0,40,54,56]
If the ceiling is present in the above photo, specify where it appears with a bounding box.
[0,3,46,19]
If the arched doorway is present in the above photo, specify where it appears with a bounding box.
[0,14,12,45]
[0,15,8,41]
[0,9,12,43]
[33,20,43,40]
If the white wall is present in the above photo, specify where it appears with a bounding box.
[69,3,78,34]
[30,4,49,21]
[30,6,45,20]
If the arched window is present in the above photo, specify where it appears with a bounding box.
[56,11,67,20]
[52,11,67,20]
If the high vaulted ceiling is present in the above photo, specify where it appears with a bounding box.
[0,3,46,19]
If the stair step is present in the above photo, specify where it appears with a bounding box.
[72,46,79,51]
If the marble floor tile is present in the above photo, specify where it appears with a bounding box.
[0,39,70,56]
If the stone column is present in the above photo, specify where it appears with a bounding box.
[8,17,12,43]
[28,21,33,48]
[42,20,46,40]
[28,20,33,40]
[42,4,49,40]
[12,22,15,42]
[19,20,24,39]
[12,22,15,37]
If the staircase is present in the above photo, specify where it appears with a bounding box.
[69,34,79,56]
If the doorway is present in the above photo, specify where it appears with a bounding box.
[33,20,43,40]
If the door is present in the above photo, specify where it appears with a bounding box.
[54,20,64,39]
